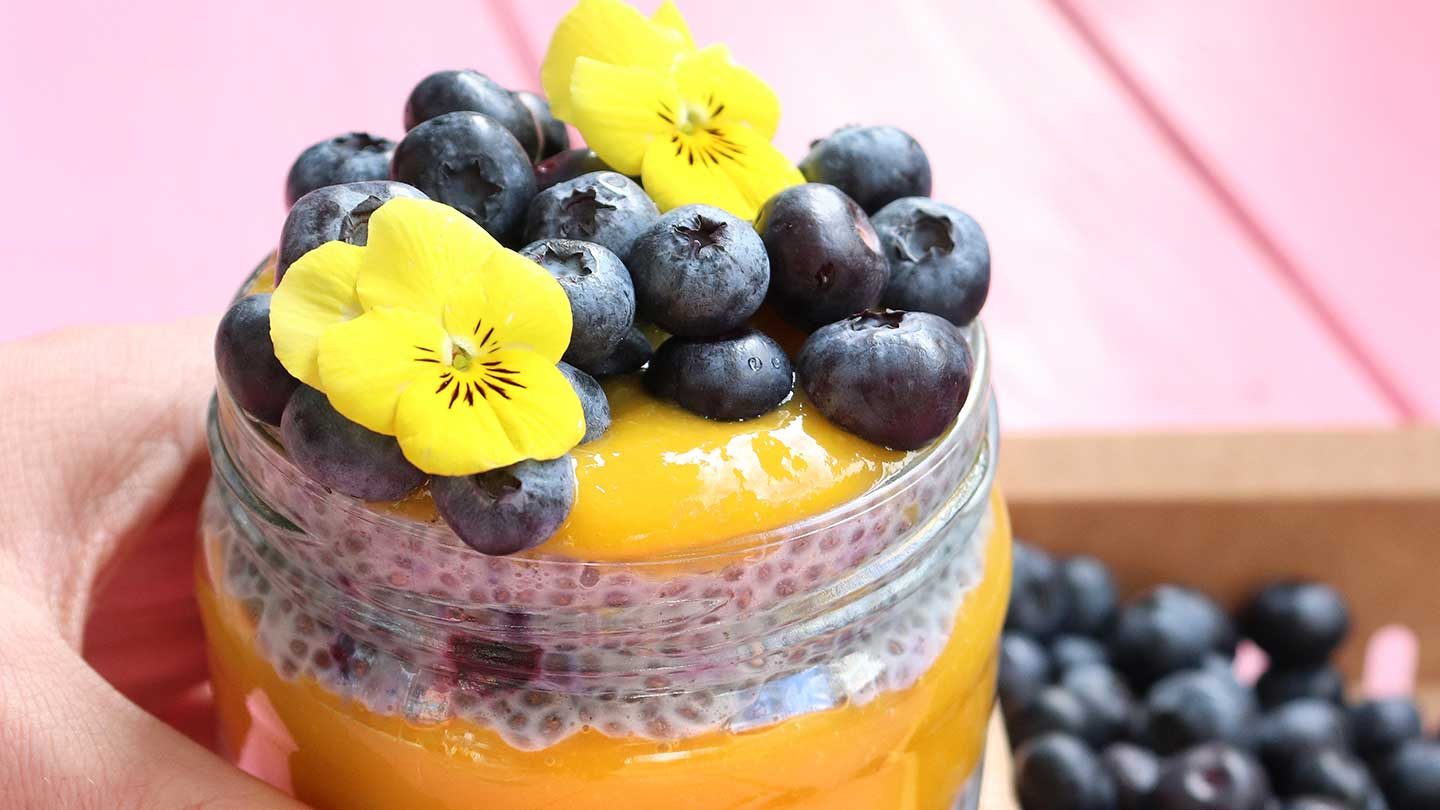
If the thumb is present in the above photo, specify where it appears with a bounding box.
[0,599,305,809]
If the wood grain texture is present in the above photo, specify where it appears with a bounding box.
[503,0,1399,429]
[1059,0,1440,419]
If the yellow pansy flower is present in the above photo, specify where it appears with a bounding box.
[270,197,585,476]
[542,0,803,221]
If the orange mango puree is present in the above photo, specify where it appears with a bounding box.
[199,494,1009,810]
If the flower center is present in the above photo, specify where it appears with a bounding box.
[451,343,475,371]
[678,102,710,135]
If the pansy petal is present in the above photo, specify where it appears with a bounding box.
[640,130,756,219]
[316,307,446,434]
[650,1,696,51]
[542,0,688,121]
[481,349,586,461]
[394,370,520,476]
[675,45,781,139]
[477,249,573,363]
[711,123,805,217]
[569,57,680,175]
[357,198,500,318]
[270,241,364,388]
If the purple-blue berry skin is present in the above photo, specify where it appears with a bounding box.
[755,183,890,328]
[1052,635,1110,673]
[1058,555,1120,636]
[1276,747,1382,810]
[1103,742,1162,810]
[1256,664,1346,710]
[1110,585,1237,689]
[519,238,636,366]
[525,172,659,259]
[1241,581,1351,668]
[557,362,611,444]
[575,325,654,378]
[625,205,770,337]
[431,457,576,556]
[1063,663,1138,747]
[1014,732,1120,810]
[644,330,794,421]
[999,632,1053,719]
[1144,669,1257,755]
[1349,699,1424,763]
[1255,699,1351,776]
[1380,741,1440,810]
[798,125,932,214]
[1010,685,1106,747]
[215,294,299,425]
[280,386,426,502]
[403,70,538,159]
[796,309,973,450]
[535,149,614,192]
[1008,541,1072,641]
[277,181,428,281]
[1152,743,1273,810]
[284,132,395,207]
[872,197,990,326]
[514,91,571,162]
[390,111,537,244]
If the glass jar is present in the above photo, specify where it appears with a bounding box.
[197,265,1011,810]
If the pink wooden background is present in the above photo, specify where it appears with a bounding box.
[1,0,1434,432]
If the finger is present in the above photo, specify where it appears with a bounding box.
[0,317,216,642]
[1,600,305,809]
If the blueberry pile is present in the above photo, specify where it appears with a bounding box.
[1004,541,1440,810]
[219,68,999,554]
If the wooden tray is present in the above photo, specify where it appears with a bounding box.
[978,428,1440,808]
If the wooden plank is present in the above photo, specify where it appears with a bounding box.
[501,0,1399,429]
[1001,428,1440,676]
[1059,0,1440,419]
[0,0,531,342]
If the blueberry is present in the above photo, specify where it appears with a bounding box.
[755,183,890,328]
[403,69,538,159]
[535,148,614,192]
[518,238,635,366]
[798,125,932,214]
[1349,699,1424,763]
[280,386,426,501]
[871,197,990,326]
[430,457,576,556]
[574,325,653,378]
[796,309,973,449]
[1053,635,1111,673]
[514,91,571,161]
[999,633,1053,718]
[1145,669,1257,755]
[1014,732,1119,810]
[1062,663,1137,747]
[390,111,536,243]
[1378,741,1440,810]
[1008,542,1071,641]
[625,205,769,337]
[1111,585,1236,689]
[1242,581,1350,668]
[1256,699,1351,776]
[556,362,610,444]
[215,294,298,425]
[1010,685,1108,747]
[525,171,659,258]
[1152,743,1272,810]
[285,132,396,207]
[277,180,427,280]
[1103,742,1162,810]
[1276,748,1380,810]
[644,330,793,421]
[1257,665,1346,710]
[1059,555,1120,636]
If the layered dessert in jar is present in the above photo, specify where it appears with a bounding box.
[200,2,1006,807]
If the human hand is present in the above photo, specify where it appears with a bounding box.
[0,319,301,808]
